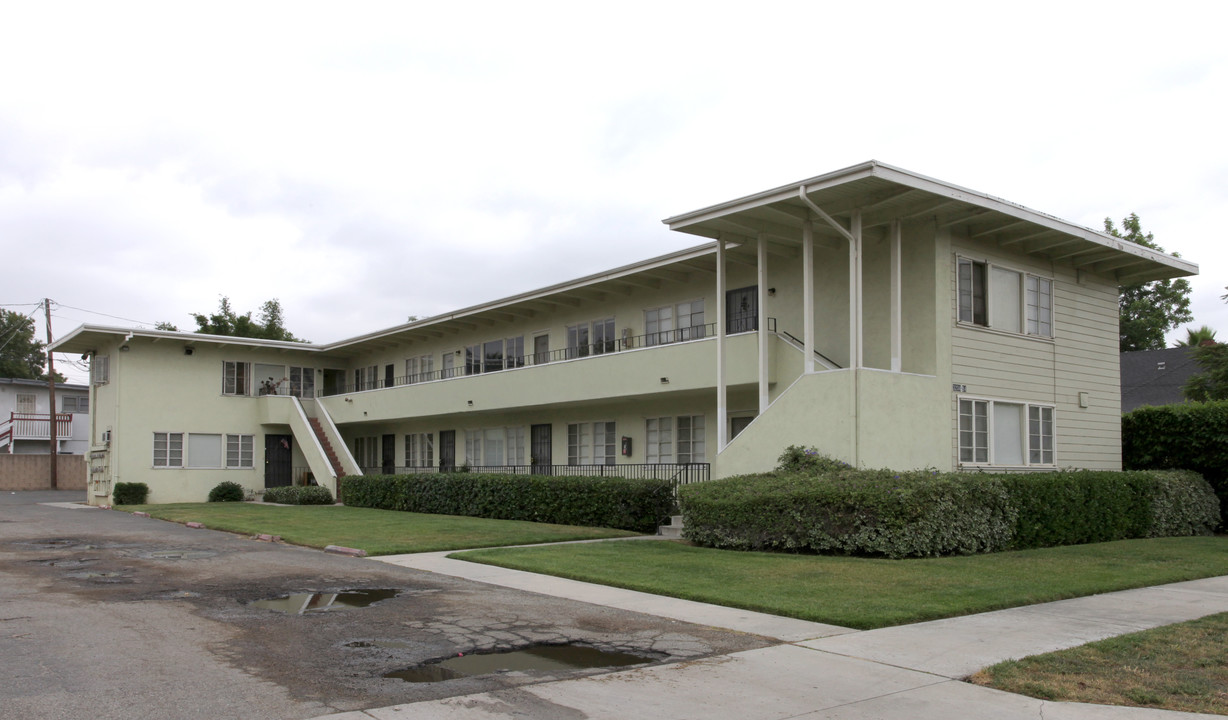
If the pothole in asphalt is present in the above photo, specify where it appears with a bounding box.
[63,570,128,580]
[384,644,653,683]
[142,550,217,560]
[249,589,401,614]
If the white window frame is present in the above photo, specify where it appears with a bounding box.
[957,257,1053,339]
[354,436,379,469]
[15,393,36,413]
[187,433,224,468]
[958,395,1055,467]
[62,395,88,413]
[567,421,615,466]
[288,366,315,398]
[464,426,526,466]
[153,431,184,468]
[226,434,254,469]
[405,432,434,468]
[405,354,434,384]
[676,415,706,464]
[646,299,706,346]
[223,361,251,396]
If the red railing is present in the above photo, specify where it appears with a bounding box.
[2,412,73,441]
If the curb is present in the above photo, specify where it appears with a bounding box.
[325,545,367,557]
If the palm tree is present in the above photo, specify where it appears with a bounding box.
[1176,325,1217,347]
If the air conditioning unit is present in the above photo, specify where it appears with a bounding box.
[101,430,112,445]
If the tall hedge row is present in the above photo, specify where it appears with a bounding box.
[341,473,674,533]
[1123,401,1228,522]
[679,469,1219,559]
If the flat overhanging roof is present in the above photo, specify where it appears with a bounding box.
[664,160,1197,285]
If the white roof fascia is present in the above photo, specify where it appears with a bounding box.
[50,325,322,354]
[665,160,1197,277]
[316,242,719,351]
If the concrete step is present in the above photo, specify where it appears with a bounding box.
[658,515,685,538]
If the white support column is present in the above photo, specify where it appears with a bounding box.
[849,210,863,369]
[890,219,902,373]
[757,234,769,413]
[802,220,815,374]
[716,236,728,452]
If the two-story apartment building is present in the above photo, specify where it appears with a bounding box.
[0,377,90,455]
[51,162,1197,505]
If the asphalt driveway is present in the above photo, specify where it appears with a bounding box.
[0,491,771,720]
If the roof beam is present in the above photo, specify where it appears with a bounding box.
[641,267,691,283]
[998,227,1058,246]
[937,207,992,228]
[971,218,1030,239]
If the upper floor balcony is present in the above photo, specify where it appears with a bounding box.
[1,412,75,450]
[320,322,784,425]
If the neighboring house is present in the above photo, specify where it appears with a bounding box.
[1120,347,1202,412]
[0,377,91,454]
[50,161,1197,505]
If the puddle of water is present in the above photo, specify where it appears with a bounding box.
[384,644,650,683]
[250,589,401,614]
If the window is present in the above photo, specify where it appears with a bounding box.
[15,393,35,413]
[442,352,457,378]
[405,432,434,468]
[1029,406,1054,464]
[1026,276,1053,337]
[465,344,481,375]
[354,436,379,469]
[223,361,250,396]
[464,427,526,466]
[959,397,1054,466]
[676,415,706,463]
[353,366,378,392]
[567,318,615,358]
[288,367,315,398]
[957,258,1052,338]
[226,434,254,468]
[567,421,615,465]
[62,395,88,413]
[92,355,110,385]
[646,300,705,345]
[646,417,672,463]
[153,432,184,468]
[187,433,223,468]
[405,354,434,383]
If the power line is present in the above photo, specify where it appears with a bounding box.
[0,302,44,355]
[49,302,161,327]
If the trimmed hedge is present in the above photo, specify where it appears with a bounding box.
[1123,401,1228,523]
[262,485,334,505]
[112,482,149,505]
[680,468,1220,558]
[342,473,674,533]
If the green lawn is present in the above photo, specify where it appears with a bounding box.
[971,612,1228,716]
[454,536,1228,630]
[125,503,639,555]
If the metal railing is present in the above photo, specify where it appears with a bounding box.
[359,462,710,487]
[324,323,720,396]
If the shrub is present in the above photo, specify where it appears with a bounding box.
[776,445,852,474]
[342,473,674,533]
[262,485,334,505]
[1123,401,1228,524]
[680,467,1219,558]
[208,481,245,502]
[112,482,149,505]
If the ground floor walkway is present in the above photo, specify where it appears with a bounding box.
[310,549,1228,720]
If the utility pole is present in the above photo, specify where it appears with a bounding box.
[44,299,57,489]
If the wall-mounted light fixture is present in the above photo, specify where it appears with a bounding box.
[767,287,776,296]
[119,345,130,352]
[184,347,195,356]
[467,400,474,406]
[344,397,354,403]
[660,377,669,384]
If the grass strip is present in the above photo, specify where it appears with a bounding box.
[970,612,1228,715]
[453,536,1228,629]
[125,503,639,555]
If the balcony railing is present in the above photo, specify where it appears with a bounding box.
[1,412,73,441]
[357,462,710,489]
[325,322,721,396]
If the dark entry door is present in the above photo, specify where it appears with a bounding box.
[726,286,758,334]
[438,430,456,471]
[381,434,395,474]
[531,424,552,475]
[264,434,292,488]
[384,364,395,389]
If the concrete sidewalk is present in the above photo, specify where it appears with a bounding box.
[310,552,1228,720]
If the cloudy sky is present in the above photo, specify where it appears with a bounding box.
[3,1,1225,383]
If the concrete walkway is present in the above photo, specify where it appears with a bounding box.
[306,551,1228,719]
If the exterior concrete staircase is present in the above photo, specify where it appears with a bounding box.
[307,417,346,478]
[658,515,685,539]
